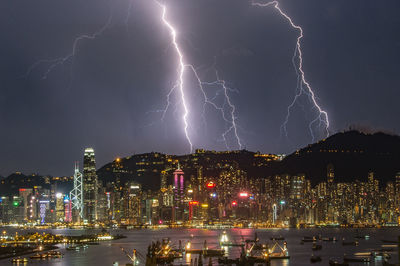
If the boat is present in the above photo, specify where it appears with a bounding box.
[219,231,244,247]
[270,236,285,241]
[354,230,370,239]
[312,244,322,251]
[267,240,290,260]
[47,250,63,258]
[302,236,317,242]
[66,244,84,251]
[11,257,28,263]
[354,252,372,256]
[343,256,370,263]
[310,255,322,263]
[355,235,370,239]
[30,253,45,259]
[329,258,349,266]
[342,239,358,246]
[269,253,290,259]
[322,237,337,242]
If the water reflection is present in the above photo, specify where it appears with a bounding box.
[1,227,399,265]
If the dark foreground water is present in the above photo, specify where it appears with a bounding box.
[2,227,400,265]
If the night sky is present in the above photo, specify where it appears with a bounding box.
[1,0,399,176]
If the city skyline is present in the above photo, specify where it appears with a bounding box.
[1,144,399,227]
[1,0,400,176]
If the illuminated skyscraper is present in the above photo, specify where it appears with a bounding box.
[173,166,184,221]
[83,148,98,223]
[55,193,64,222]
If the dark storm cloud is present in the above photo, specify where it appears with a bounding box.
[0,0,399,176]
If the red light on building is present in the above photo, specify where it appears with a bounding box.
[232,201,237,206]
[239,192,248,197]
[206,182,216,188]
[189,201,199,220]
[19,188,26,192]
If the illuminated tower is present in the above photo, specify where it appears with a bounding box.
[160,170,167,191]
[55,193,65,222]
[173,165,184,221]
[70,163,83,222]
[83,148,98,223]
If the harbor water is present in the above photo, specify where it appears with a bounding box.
[2,227,400,265]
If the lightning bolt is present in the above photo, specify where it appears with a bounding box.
[252,0,330,141]
[25,6,113,80]
[155,1,243,151]
[188,63,242,150]
[155,1,193,152]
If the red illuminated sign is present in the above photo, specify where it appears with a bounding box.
[19,188,27,192]
[232,201,237,206]
[207,182,216,188]
[189,201,199,205]
[239,192,248,197]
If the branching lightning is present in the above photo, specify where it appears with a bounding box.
[252,0,330,141]
[155,1,193,152]
[24,0,328,152]
[25,7,113,80]
[155,1,243,151]
[188,64,242,150]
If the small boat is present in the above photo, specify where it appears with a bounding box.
[11,257,28,263]
[344,256,370,263]
[342,239,358,246]
[302,236,316,242]
[329,258,349,266]
[310,255,322,263]
[354,252,372,256]
[322,237,337,242]
[269,253,290,260]
[47,250,63,258]
[30,253,44,259]
[312,244,322,251]
[355,235,370,240]
[270,236,285,241]
[66,245,81,251]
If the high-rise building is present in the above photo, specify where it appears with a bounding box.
[124,182,142,225]
[173,166,184,221]
[160,170,168,191]
[19,188,33,222]
[83,148,98,223]
[55,193,65,222]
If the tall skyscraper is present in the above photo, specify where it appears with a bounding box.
[173,166,184,221]
[83,148,98,223]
